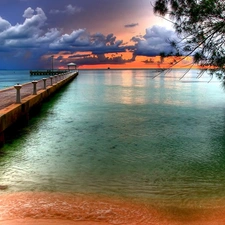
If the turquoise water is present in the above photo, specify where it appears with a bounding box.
[1,69,225,223]
[0,70,51,89]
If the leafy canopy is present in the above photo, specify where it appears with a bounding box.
[153,0,225,79]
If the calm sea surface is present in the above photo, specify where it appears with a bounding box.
[1,69,225,224]
[0,70,49,89]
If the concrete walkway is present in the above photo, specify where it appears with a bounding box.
[0,74,69,110]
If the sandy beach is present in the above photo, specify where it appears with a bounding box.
[1,219,110,225]
[1,192,225,225]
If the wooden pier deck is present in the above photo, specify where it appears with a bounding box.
[0,71,78,146]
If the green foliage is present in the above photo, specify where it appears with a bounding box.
[153,0,225,79]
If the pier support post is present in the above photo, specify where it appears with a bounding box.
[54,75,58,83]
[43,78,47,89]
[14,84,22,103]
[50,76,53,86]
[0,132,4,147]
[32,80,38,95]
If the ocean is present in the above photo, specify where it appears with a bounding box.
[1,69,225,224]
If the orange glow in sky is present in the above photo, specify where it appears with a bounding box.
[78,54,201,70]
[44,50,202,70]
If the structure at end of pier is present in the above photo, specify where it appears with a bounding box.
[30,62,77,76]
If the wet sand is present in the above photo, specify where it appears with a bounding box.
[1,192,225,225]
[2,219,110,225]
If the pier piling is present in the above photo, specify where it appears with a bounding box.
[0,132,4,147]
[14,84,22,104]
[50,76,53,86]
[54,75,58,83]
[32,81,38,95]
[43,78,47,89]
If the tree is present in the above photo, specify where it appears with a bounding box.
[153,0,225,81]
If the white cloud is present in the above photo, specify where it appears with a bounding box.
[62,29,87,44]
[66,4,82,15]
[49,29,88,50]
[0,7,47,41]
[0,17,11,32]
[23,7,34,18]
[37,28,61,44]
[50,4,82,15]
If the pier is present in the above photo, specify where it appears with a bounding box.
[0,71,78,147]
[30,62,78,75]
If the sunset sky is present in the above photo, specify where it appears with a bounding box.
[0,0,194,70]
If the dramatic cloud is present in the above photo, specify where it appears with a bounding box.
[0,7,48,51]
[0,6,134,69]
[0,3,177,69]
[132,26,178,57]
[49,30,130,55]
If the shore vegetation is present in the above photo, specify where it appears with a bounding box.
[153,0,225,82]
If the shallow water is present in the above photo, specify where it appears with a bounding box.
[1,69,225,224]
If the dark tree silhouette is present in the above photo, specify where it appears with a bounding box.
[153,0,225,81]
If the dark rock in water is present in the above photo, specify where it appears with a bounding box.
[0,185,8,190]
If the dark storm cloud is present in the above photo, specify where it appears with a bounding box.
[132,26,178,57]
[66,53,133,66]
[69,53,92,58]
[124,23,139,28]
[49,30,130,54]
